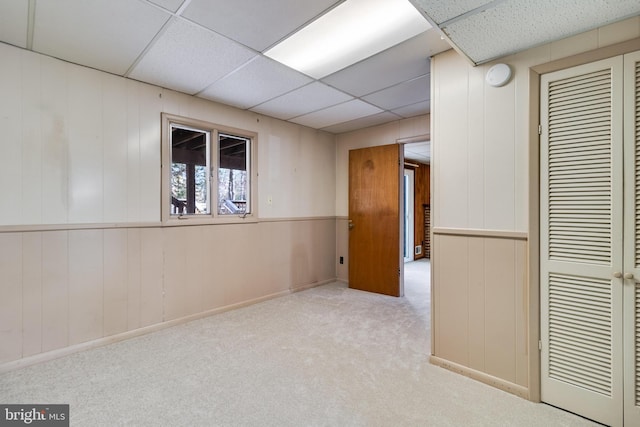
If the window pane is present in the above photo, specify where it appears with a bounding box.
[218,133,250,215]
[171,125,210,215]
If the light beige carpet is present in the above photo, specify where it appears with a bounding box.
[0,260,597,426]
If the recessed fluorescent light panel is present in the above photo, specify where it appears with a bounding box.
[265,0,430,79]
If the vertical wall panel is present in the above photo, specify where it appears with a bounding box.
[126,80,141,222]
[102,74,129,223]
[67,67,103,223]
[22,232,43,357]
[21,50,43,225]
[484,238,517,382]
[467,66,486,229]
[68,230,103,345]
[0,44,23,225]
[467,237,486,371]
[433,234,469,365]
[138,84,162,222]
[41,231,68,352]
[484,83,516,230]
[163,227,189,321]
[40,56,69,225]
[139,228,163,326]
[515,240,529,387]
[0,234,23,363]
[103,229,128,337]
[126,228,142,330]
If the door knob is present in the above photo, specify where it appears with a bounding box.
[624,272,634,280]
[348,220,354,230]
[613,272,622,278]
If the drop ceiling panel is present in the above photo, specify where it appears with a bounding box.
[363,75,430,110]
[0,0,29,48]
[182,0,343,52]
[392,100,430,118]
[198,56,312,109]
[445,0,640,62]
[33,0,171,75]
[290,100,382,129]
[251,82,353,120]
[322,111,402,134]
[129,18,257,95]
[147,0,184,13]
[410,0,495,24]
[322,31,433,97]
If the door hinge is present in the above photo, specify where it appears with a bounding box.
[398,268,401,276]
[538,340,542,351]
[538,124,542,135]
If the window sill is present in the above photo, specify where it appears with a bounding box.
[163,215,259,226]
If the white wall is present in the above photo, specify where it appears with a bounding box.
[0,42,337,367]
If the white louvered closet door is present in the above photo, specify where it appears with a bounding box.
[623,50,640,427]
[540,56,625,427]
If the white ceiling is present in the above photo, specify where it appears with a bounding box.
[409,0,640,65]
[0,0,638,139]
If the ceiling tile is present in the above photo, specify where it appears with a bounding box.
[147,0,184,13]
[33,0,170,75]
[443,0,640,63]
[290,100,383,129]
[409,0,495,24]
[0,0,29,48]
[129,18,257,95]
[362,75,430,110]
[198,56,312,109]
[322,31,433,97]
[321,112,402,134]
[251,82,353,120]
[392,100,430,118]
[182,0,342,52]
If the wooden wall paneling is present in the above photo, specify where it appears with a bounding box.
[467,237,486,371]
[515,239,529,388]
[433,234,469,365]
[68,230,104,345]
[40,56,69,225]
[483,238,517,383]
[139,228,164,326]
[126,80,141,222]
[200,225,223,311]
[126,228,142,331]
[432,52,469,228]
[67,66,104,223]
[0,233,23,362]
[138,84,162,222]
[0,44,23,226]
[103,228,128,337]
[102,73,128,223]
[467,66,486,229]
[484,82,516,230]
[21,50,43,225]
[22,232,43,357]
[163,227,191,321]
[41,231,69,352]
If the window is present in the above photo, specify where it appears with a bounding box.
[162,114,256,223]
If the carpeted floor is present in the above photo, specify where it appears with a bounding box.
[0,260,598,426]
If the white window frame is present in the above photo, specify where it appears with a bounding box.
[161,113,258,224]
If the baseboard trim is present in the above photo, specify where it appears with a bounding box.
[430,355,531,400]
[0,278,337,374]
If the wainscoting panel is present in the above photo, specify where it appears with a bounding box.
[432,230,529,395]
[0,218,336,369]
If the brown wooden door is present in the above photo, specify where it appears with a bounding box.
[348,144,402,296]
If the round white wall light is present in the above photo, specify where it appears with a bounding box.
[486,63,512,87]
